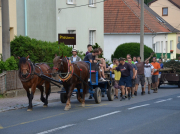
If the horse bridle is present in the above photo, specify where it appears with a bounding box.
[20,61,32,79]
[53,57,73,79]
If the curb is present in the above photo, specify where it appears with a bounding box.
[3,86,62,98]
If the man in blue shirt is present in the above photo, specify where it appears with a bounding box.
[158,58,163,87]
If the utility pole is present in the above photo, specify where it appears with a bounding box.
[140,0,144,61]
[1,0,10,61]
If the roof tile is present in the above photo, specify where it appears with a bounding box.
[104,0,170,33]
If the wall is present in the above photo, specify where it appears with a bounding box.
[16,0,25,36]
[149,0,180,31]
[56,0,104,53]
[153,34,168,53]
[168,33,177,59]
[0,0,17,54]
[26,0,56,42]
[104,34,153,61]
[176,33,180,54]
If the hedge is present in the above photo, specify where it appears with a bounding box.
[111,43,156,61]
[10,36,85,64]
[0,56,18,73]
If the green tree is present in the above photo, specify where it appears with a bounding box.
[111,42,156,62]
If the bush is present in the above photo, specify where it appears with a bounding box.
[176,53,180,59]
[111,43,156,61]
[0,56,18,73]
[10,36,85,65]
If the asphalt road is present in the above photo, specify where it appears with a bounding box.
[0,85,180,134]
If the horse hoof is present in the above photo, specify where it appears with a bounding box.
[82,103,85,107]
[43,105,48,107]
[64,107,70,111]
[69,104,71,108]
[27,109,32,111]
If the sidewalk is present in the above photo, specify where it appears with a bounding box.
[0,87,61,112]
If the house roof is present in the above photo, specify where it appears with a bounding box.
[104,0,171,34]
[144,0,180,33]
[169,0,180,9]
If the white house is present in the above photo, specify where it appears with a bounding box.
[56,0,104,52]
[104,0,178,61]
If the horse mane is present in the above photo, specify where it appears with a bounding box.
[19,57,27,67]
[53,56,66,63]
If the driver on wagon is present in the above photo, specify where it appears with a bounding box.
[69,48,82,63]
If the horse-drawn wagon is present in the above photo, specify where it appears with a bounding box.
[59,61,115,104]
[18,55,114,111]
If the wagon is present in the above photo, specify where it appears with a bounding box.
[60,61,115,104]
[159,68,180,88]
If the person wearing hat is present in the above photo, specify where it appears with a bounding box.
[113,57,135,101]
[69,48,82,63]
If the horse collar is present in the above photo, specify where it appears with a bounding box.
[58,58,74,82]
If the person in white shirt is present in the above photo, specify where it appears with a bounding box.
[144,59,154,94]
[69,48,81,62]
[133,56,138,64]
[110,58,117,80]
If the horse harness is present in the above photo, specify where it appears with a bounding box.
[53,57,82,82]
[53,57,93,90]
[19,61,48,82]
[19,60,35,82]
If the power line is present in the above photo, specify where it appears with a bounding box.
[58,0,107,12]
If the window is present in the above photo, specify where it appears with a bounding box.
[155,41,160,53]
[89,0,95,7]
[161,41,163,53]
[68,30,76,47]
[170,40,173,50]
[166,41,168,53]
[162,7,168,16]
[156,17,166,23]
[68,30,76,34]
[67,0,74,4]
[89,30,96,45]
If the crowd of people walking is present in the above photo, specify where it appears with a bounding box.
[111,53,163,101]
[69,45,163,101]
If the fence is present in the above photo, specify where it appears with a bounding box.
[0,70,59,94]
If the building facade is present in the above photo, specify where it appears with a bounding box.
[56,0,104,52]
[149,0,180,54]
[0,0,17,55]
[16,0,57,42]
[16,0,104,53]
[104,0,175,61]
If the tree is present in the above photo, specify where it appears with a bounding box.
[111,42,155,61]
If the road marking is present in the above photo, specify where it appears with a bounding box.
[3,103,107,129]
[154,100,167,103]
[88,111,121,120]
[166,98,172,101]
[128,104,150,110]
[0,125,3,129]
[177,96,180,98]
[37,124,75,134]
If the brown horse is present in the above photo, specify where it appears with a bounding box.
[18,55,52,111]
[52,55,89,111]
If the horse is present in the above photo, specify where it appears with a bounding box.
[18,55,52,111]
[52,55,89,111]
